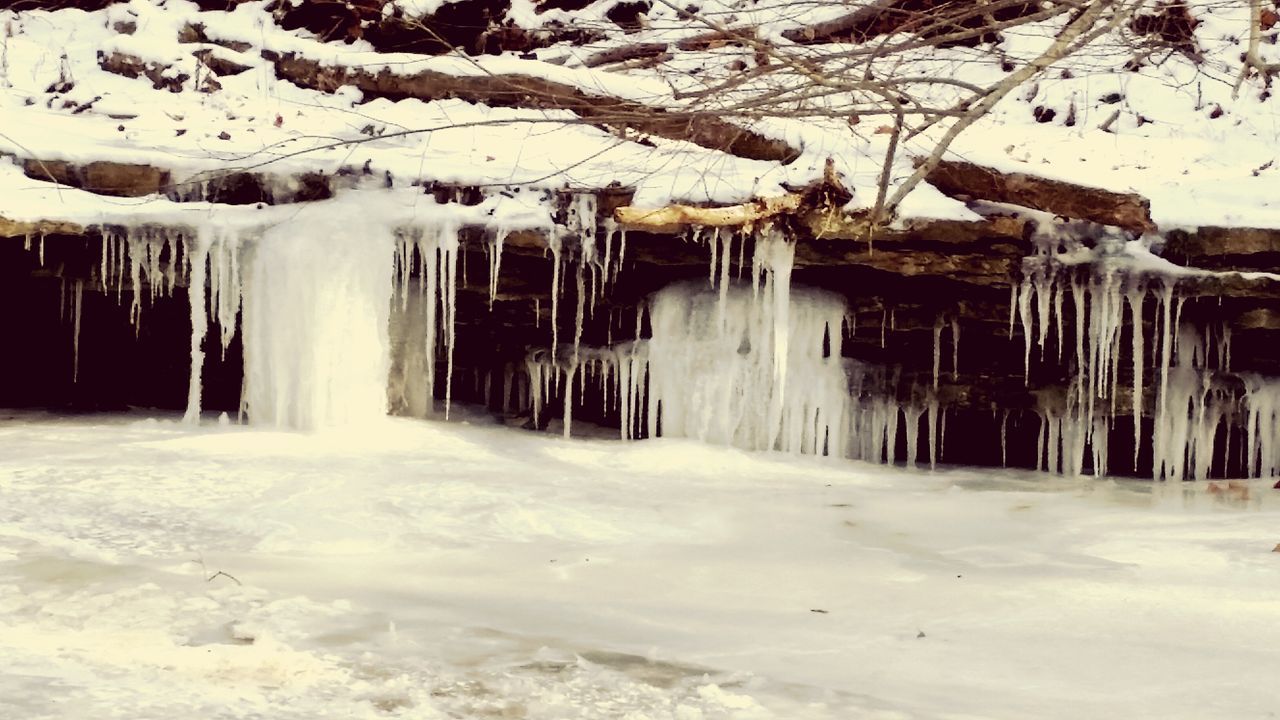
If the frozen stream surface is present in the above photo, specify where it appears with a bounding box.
[1,411,1278,720]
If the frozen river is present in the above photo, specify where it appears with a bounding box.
[1,412,1277,719]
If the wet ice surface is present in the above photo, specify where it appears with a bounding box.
[1,412,1278,720]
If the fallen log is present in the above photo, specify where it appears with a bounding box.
[614,194,802,228]
[925,159,1155,233]
[267,52,801,163]
[0,216,86,238]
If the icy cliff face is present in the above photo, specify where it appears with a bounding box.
[14,168,1277,481]
[517,226,1280,481]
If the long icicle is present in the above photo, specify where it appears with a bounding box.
[1127,284,1144,472]
[183,228,213,423]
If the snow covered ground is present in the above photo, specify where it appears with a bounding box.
[2,411,1278,720]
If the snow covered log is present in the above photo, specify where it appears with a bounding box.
[98,52,191,93]
[0,216,84,238]
[13,157,335,204]
[265,53,802,163]
[926,159,1156,233]
[1164,226,1280,269]
[18,158,171,198]
[614,195,802,229]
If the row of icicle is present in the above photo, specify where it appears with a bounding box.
[28,192,1280,478]
[1012,230,1278,479]
[523,225,954,470]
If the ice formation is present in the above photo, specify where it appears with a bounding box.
[1243,376,1280,478]
[645,279,848,454]
[522,228,947,467]
[58,278,85,384]
[99,226,184,329]
[183,226,245,422]
[60,194,471,429]
[1008,222,1280,479]
[242,217,397,429]
[22,182,1280,480]
[524,228,848,452]
[389,221,461,419]
[513,212,1280,480]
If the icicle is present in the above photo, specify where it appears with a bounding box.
[950,316,960,379]
[183,227,213,423]
[99,230,109,291]
[932,319,943,391]
[885,403,900,465]
[940,405,948,464]
[618,227,628,280]
[737,230,746,281]
[127,231,144,332]
[707,226,719,287]
[442,227,460,418]
[1053,280,1064,362]
[208,230,244,356]
[423,231,440,416]
[573,258,586,364]
[549,235,562,356]
[488,230,505,309]
[1036,413,1047,472]
[717,231,732,331]
[71,279,83,384]
[1153,280,1175,479]
[927,395,940,470]
[1070,275,1087,407]
[602,218,616,285]
[1000,410,1009,468]
[756,229,795,407]
[1034,270,1052,359]
[563,363,576,438]
[903,405,923,469]
[1008,283,1016,339]
[1017,276,1034,384]
[460,242,468,289]
[1126,285,1144,472]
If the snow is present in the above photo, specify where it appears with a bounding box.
[4,1,1279,230]
[929,1,1280,230]
[2,411,1279,719]
[0,0,791,210]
